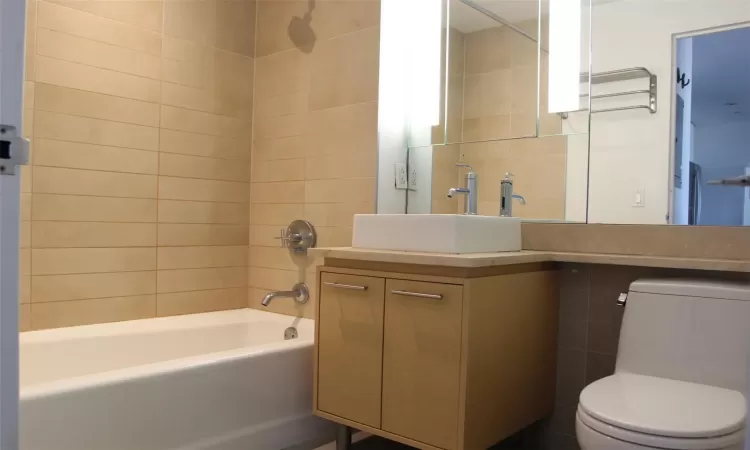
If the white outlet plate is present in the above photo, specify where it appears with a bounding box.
[408,166,418,191]
[394,163,408,190]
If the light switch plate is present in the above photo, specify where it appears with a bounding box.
[633,189,646,207]
[395,163,408,190]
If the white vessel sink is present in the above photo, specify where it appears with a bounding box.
[352,214,521,254]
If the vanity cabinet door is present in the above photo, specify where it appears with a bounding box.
[382,279,463,450]
[317,273,385,428]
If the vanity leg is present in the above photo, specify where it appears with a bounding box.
[335,425,351,450]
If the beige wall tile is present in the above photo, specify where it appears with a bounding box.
[159,153,250,182]
[255,48,310,99]
[161,37,215,90]
[22,108,34,138]
[160,129,250,160]
[36,28,161,79]
[253,136,306,162]
[157,287,246,317]
[249,203,304,226]
[213,49,255,119]
[158,200,248,224]
[32,247,157,275]
[20,275,31,304]
[46,0,164,31]
[33,166,158,198]
[36,56,160,103]
[254,114,307,140]
[161,81,215,113]
[20,304,31,332]
[314,0,380,41]
[157,224,249,246]
[37,1,162,56]
[248,266,297,291]
[23,81,35,110]
[309,27,379,111]
[249,225,282,247]
[305,152,377,180]
[33,194,157,222]
[255,92,307,120]
[32,222,157,248]
[215,0,257,57]
[35,83,160,127]
[248,246,297,271]
[160,105,247,138]
[462,115,512,142]
[250,181,305,204]
[250,158,304,183]
[31,271,156,302]
[30,295,156,330]
[20,221,31,248]
[306,101,377,157]
[20,249,30,277]
[21,194,31,221]
[302,202,374,227]
[157,267,247,293]
[157,245,247,270]
[304,178,375,204]
[34,139,159,175]
[35,111,159,151]
[20,166,32,193]
[316,226,353,247]
[163,0,216,44]
[158,176,249,203]
[463,70,511,119]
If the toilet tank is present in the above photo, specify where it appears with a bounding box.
[617,279,750,392]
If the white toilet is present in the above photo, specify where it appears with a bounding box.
[576,279,750,450]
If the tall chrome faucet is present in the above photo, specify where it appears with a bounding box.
[261,283,309,306]
[447,163,478,215]
[499,172,526,217]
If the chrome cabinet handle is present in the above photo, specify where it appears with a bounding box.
[324,282,368,291]
[390,290,443,300]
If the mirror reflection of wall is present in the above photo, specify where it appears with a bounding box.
[585,0,750,225]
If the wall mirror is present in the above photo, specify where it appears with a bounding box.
[377,0,593,219]
[585,0,750,226]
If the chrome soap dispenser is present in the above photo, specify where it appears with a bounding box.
[499,173,526,217]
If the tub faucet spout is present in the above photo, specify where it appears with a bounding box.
[261,283,309,306]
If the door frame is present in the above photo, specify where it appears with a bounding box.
[0,0,28,447]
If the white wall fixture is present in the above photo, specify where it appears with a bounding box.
[548,0,582,113]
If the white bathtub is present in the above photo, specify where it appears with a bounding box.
[20,309,335,450]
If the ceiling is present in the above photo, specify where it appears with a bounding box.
[690,26,750,127]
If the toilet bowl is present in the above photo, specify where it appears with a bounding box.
[576,373,745,450]
[575,280,750,450]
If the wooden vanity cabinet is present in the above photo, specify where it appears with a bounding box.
[313,263,559,450]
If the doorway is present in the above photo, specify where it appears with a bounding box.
[672,25,750,226]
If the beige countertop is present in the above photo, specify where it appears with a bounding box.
[309,247,750,273]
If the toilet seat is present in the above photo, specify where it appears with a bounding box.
[577,373,746,450]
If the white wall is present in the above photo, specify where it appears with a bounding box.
[693,121,750,226]
[586,0,750,224]
[673,37,693,225]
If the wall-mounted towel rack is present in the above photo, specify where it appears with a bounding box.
[560,67,657,119]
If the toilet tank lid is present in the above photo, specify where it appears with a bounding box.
[630,279,750,301]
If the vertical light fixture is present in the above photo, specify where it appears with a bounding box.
[407,0,443,128]
[548,0,582,113]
